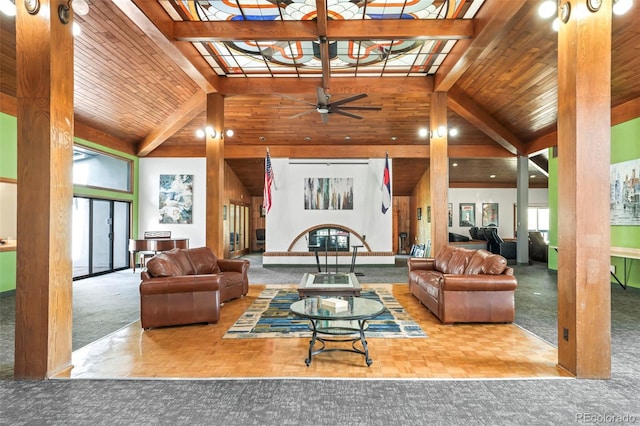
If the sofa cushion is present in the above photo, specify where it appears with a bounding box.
[464,249,507,275]
[186,246,221,274]
[146,253,182,277]
[167,248,196,275]
[434,245,456,272]
[412,270,442,300]
[443,247,475,274]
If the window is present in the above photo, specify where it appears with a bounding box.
[73,145,132,192]
[528,207,550,242]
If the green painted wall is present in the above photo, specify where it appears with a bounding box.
[548,117,640,289]
[0,112,139,293]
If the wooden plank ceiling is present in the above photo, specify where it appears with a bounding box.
[2,1,640,195]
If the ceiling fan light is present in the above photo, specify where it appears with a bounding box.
[613,0,632,15]
[538,0,557,18]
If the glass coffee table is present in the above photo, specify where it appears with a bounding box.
[297,272,361,298]
[289,296,385,366]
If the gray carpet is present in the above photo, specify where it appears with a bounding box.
[1,255,639,425]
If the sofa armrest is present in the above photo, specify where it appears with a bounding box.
[140,275,220,296]
[441,274,517,292]
[407,257,436,272]
[217,258,249,275]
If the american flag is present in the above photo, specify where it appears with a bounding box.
[263,150,274,213]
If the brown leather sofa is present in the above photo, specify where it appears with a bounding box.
[407,245,517,324]
[139,247,249,329]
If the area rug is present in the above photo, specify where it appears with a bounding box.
[223,285,427,339]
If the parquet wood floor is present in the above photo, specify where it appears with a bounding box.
[55,284,571,380]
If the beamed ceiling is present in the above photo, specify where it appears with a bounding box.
[1,0,640,195]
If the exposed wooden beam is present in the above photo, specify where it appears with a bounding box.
[171,19,474,42]
[113,0,219,93]
[144,143,509,159]
[221,77,433,96]
[316,0,331,92]
[434,0,527,92]
[448,85,525,155]
[137,91,206,156]
[612,96,640,126]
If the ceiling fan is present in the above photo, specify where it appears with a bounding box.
[281,88,382,124]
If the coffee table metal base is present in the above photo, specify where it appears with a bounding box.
[305,319,373,367]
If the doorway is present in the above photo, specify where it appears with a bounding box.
[72,197,131,279]
[229,201,249,257]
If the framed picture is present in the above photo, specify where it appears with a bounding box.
[304,177,354,210]
[159,174,193,224]
[459,203,475,227]
[417,207,422,220]
[482,203,499,227]
[448,203,453,227]
[427,206,431,223]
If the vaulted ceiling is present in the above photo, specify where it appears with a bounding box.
[2,0,640,195]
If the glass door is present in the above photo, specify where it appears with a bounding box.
[73,197,131,279]
[229,201,249,256]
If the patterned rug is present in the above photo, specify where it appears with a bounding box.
[224,285,427,339]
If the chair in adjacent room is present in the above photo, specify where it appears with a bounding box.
[528,231,548,262]
[256,228,266,252]
[485,227,517,262]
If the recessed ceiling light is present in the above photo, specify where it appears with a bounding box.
[304,136,311,142]
[344,135,351,140]
[259,136,266,142]
[449,128,458,137]
[391,136,397,141]
[531,174,536,178]
[418,128,428,138]
[489,174,496,178]
[452,163,458,167]
[226,129,234,137]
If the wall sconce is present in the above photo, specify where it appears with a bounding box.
[0,0,16,16]
[58,0,89,25]
[431,126,447,138]
[559,1,571,23]
[196,126,216,138]
[587,0,602,12]
[24,0,39,14]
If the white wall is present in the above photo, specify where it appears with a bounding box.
[448,188,548,238]
[138,158,207,247]
[265,158,393,254]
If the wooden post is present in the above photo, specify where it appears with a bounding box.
[205,93,225,257]
[557,0,611,378]
[430,92,449,257]
[15,0,74,378]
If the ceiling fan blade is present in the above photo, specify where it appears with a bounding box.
[338,105,382,111]
[329,93,368,107]
[316,87,328,105]
[277,94,316,107]
[289,110,316,119]
[320,112,329,124]
[332,109,363,120]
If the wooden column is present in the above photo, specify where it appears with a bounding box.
[15,0,74,378]
[205,93,225,257]
[429,92,449,256]
[557,0,611,378]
